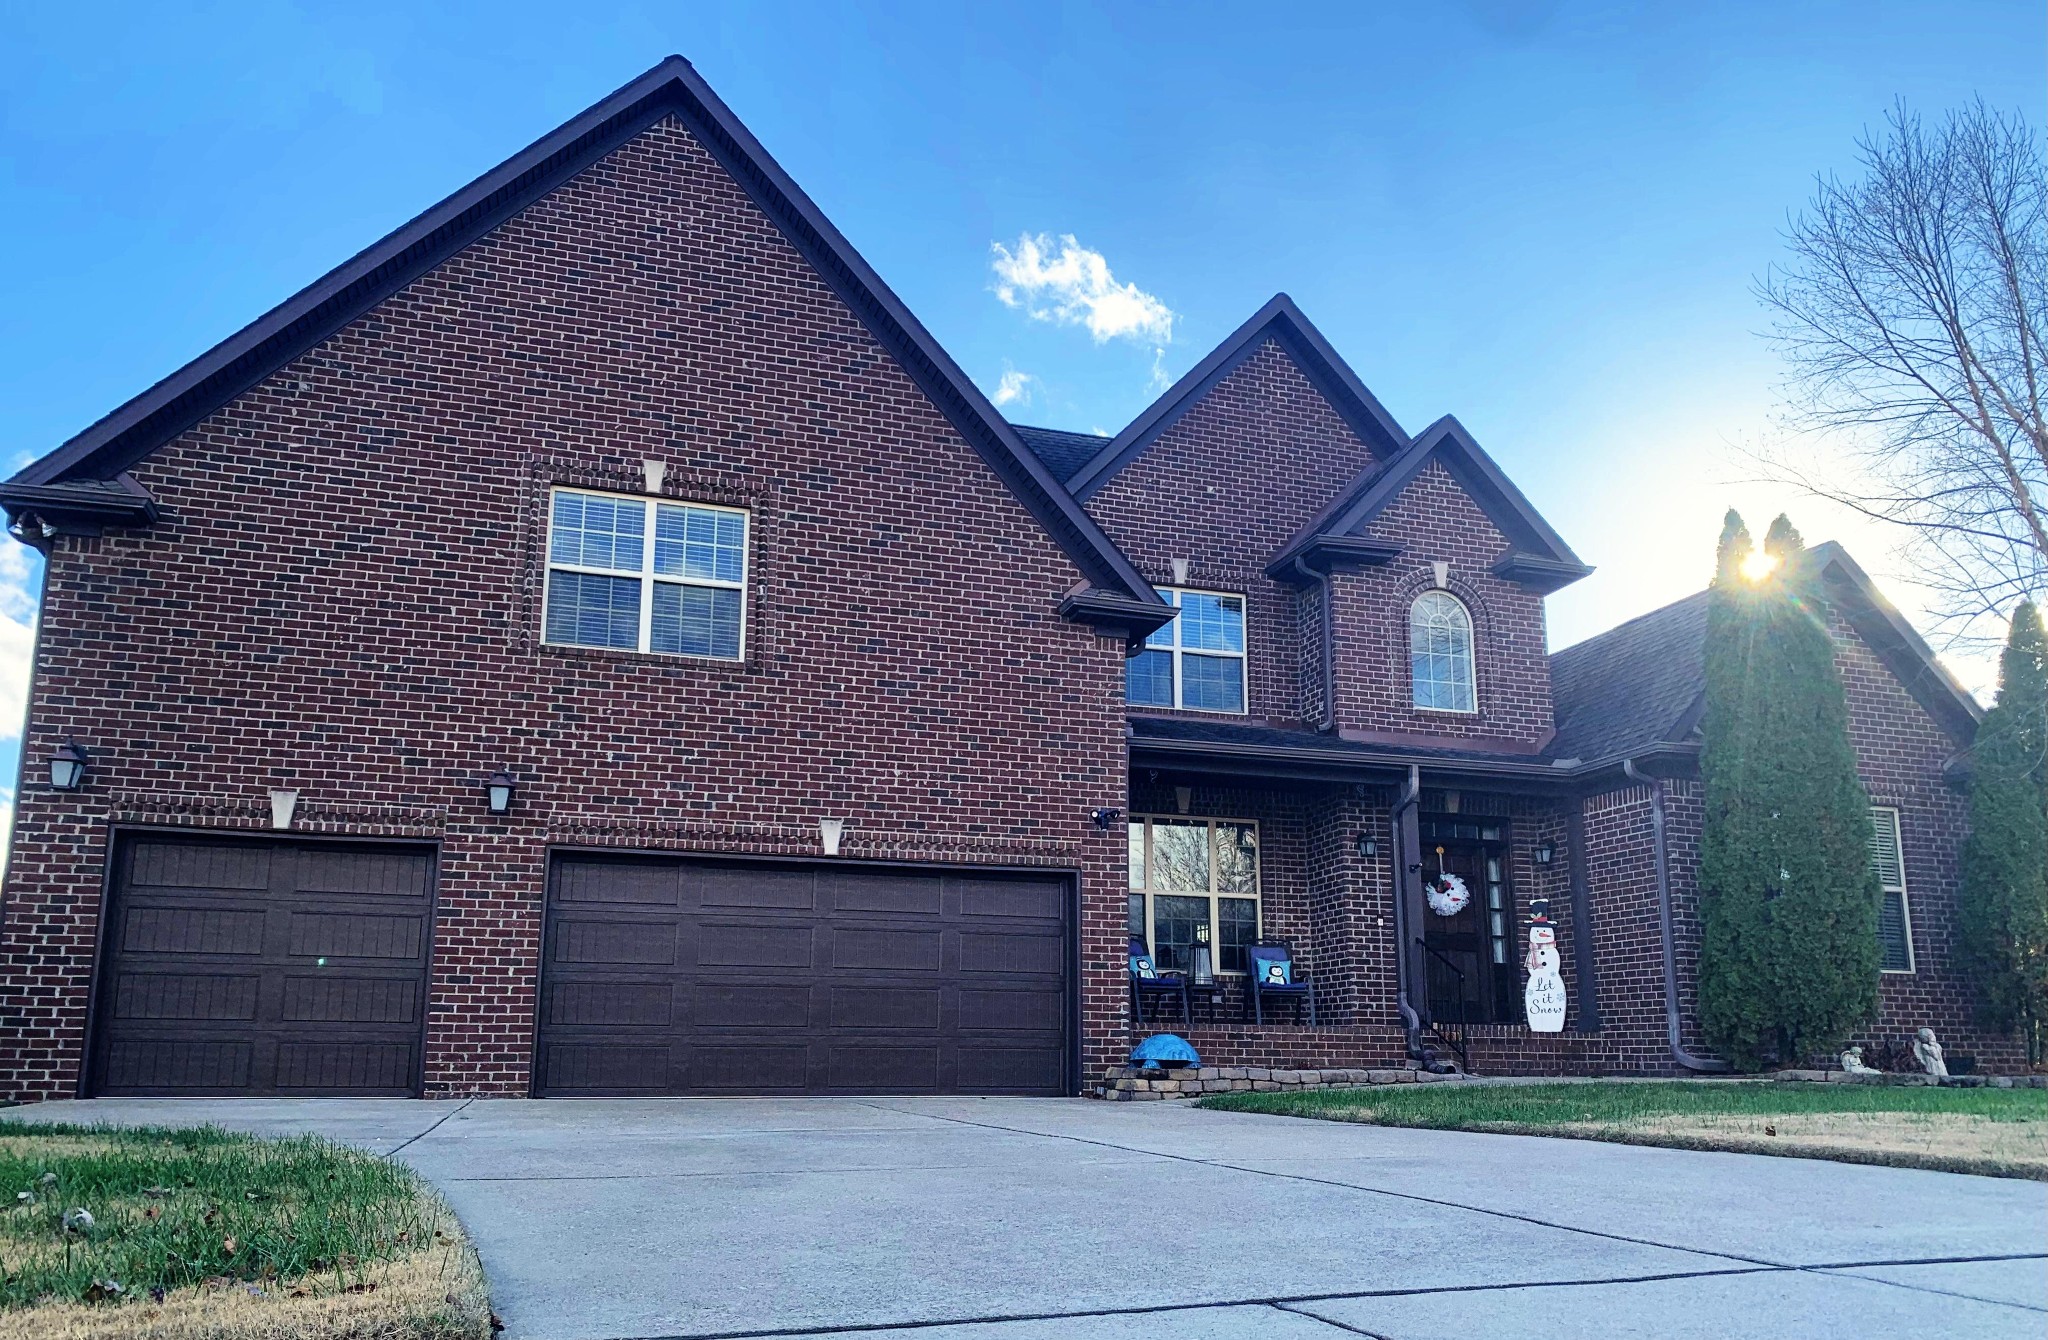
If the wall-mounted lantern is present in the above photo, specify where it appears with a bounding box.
[1535,841,1557,866]
[1357,834,1380,859]
[48,741,88,791]
[484,770,518,815]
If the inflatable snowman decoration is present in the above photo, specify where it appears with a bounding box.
[1523,899,1567,1033]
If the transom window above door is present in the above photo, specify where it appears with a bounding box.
[1126,587,1246,713]
[1127,816,1260,975]
[544,488,750,659]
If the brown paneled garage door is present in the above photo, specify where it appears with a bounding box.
[536,854,1073,1096]
[87,835,436,1097]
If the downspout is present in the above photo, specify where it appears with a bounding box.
[1622,758,1731,1074]
[1390,764,1423,1052]
[1291,556,1337,731]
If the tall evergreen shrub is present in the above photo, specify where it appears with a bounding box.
[1697,513,1881,1069]
[1958,601,2048,1062]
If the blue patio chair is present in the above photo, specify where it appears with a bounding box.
[1246,941,1315,1025]
[1129,936,1190,1028]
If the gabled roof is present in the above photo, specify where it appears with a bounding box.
[1544,541,1981,768]
[1269,414,1592,592]
[4,57,1165,623]
[1010,425,1110,484]
[1063,294,1410,501]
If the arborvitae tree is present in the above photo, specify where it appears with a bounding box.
[1958,601,2048,1063]
[1697,512,1882,1069]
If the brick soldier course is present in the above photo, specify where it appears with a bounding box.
[0,56,2021,1103]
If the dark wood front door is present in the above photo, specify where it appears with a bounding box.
[535,854,1073,1097]
[89,835,436,1096]
[1419,835,1519,1025]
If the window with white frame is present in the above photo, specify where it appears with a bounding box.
[1127,816,1260,975]
[544,487,749,659]
[1410,590,1476,712]
[1126,587,1247,713]
[1869,805,1915,973]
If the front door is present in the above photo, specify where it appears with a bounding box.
[1419,833,1519,1025]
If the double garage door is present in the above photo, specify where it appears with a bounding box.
[535,853,1074,1096]
[87,835,1073,1098]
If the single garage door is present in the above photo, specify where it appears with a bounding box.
[537,854,1073,1096]
[88,834,436,1097]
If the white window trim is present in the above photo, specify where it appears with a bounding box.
[1132,586,1249,714]
[1409,589,1479,715]
[1870,804,1917,974]
[1128,815,1262,975]
[542,485,752,660]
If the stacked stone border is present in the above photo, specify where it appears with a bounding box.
[1100,1063,1476,1100]
[1771,1070,2046,1089]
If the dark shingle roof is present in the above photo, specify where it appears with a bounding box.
[1546,591,1710,764]
[1129,716,1569,770]
[1010,425,1110,484]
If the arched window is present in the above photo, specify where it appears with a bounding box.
[1410,591,1476,712]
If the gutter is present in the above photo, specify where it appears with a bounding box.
[1390,765,1424,1052]
[1622,757,1730,1074]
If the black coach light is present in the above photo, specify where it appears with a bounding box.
[1535,841,1557,866]
[483,770,518,815]
[1357,833,1380,859]
[48,740,88,791]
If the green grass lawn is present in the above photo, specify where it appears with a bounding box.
[1199,1080,2048,1179]
[0,1122,491,1337]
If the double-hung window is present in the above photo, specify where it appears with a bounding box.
[1868,806,1915,973]
[1127,817,1260,975]
[544,487,749,659]
[1126,587,1246,712]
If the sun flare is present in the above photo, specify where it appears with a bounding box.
[1739,546,1780,582]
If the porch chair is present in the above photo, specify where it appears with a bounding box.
[1246,941,1316,1026]
[1129,936,1190,1028]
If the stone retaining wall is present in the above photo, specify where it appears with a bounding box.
[1772,1069,2046,1089]
[1099,1064,1475,1101]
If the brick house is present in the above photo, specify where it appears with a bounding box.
[0,58,2017,1102]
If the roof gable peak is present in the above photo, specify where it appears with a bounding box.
[1065,294,1409,501]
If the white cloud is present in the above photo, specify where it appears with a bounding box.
[990,233,1175,346]
[0,543,38,744]
[991,365,1037,408]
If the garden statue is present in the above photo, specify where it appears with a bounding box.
[1839,1045,1880,1075]
[1911,1027,1948,1079]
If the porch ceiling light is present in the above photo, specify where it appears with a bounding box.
[484,770,518,815]
[48,741,88,791]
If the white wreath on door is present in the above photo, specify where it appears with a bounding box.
[1425,872,1472,917]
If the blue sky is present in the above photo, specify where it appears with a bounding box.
[0,1,2042,837]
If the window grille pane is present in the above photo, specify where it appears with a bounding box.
[1127,822,1146,890]
[654,505,747,583]
[1152,896,1208,974]
[1410,591,1475,711]
[1178,592,1245,653]
[1128,893,1146,939]
[1145,589,1178,648]
[1878,890,1912,971]
[551,493,645,571]
[1181,654,1244,712]
[1126,650,1174,706]
[1217,898,1258,973]
[651,584,742,659]
[545,570,642,650]
[1150,821,1211,892]
[1216,823,1258,893]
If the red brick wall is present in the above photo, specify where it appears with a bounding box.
[0,114,1136,1101]
[1339,462,1555,746]
[1085,339,1378,725]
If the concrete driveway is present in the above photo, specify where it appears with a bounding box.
[8,1096,2043,1339]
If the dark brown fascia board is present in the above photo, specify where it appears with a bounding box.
[0,477,160,540]
[1263,534,1404,585]
[1270,415,1590,590]
[1491,551,1596,593]
[1059,588,1179,651]
[1065,294,1410,502]
[1127,733,1589,791]
[14,56,1165,620]
[1806,542,1981,744]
